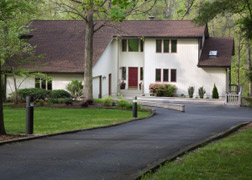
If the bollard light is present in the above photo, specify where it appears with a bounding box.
[133,96,137,118]
[26,96,34,134]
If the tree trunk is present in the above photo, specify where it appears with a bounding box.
[246,40,252,96]
[11,68,18,104]
[237,36,241,84]
[0,66,6,135]
[83,11,94,101]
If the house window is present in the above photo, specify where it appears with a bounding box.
[164,40,169,53]
[171,69,176,82]
[140,39,144,52]
[121,67,126,80]
[156,40,162,53]
[35,77,52,90]
[128,39,139,52]
[155,69,161,82]
[163,69,169,82]
[140,67,143,80]
[171,40,177,53]
[122,39,127,52]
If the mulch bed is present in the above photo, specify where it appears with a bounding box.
[11,102,110,109]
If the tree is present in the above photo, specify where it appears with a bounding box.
[54,0,157,101]
[193,0,252,40]
[0,0,42,135]
[66,80,83,100]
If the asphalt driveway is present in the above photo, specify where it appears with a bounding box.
[0,103,251,180]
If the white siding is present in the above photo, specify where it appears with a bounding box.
[6,76,35,97]
[50,74,83,90]
[92,39,118,98]
[144,38,227,98]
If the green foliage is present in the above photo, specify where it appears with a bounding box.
[18,88,48,101]
[193,0,252,40]
[49,90,71,99]
[188,86,194,98]
[103,96,113,106]
[149,84,177,97]
[212,84,219,99]
[143,127,252,180]
[198,86,206,99]
[66,80,83,99]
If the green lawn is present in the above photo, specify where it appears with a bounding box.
[4,107,151,134]
[143,127,252,180]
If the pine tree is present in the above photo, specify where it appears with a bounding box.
[212,84,219,99]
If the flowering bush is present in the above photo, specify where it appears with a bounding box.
[149,84,177,97]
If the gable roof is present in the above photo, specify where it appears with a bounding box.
[18,20,206,73]
[198,37,234,67]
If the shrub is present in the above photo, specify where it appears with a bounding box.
[81,102,88,108]
[38,99,45,106]
[66,80,83,100]
[94,99,104,103]
[18,88,49,101]
[212,84,219,99]
[198,86,206,99]
[48,98,59,104]
[117,97,128,108]
[181,94,186,98]
[86,99,94,105]
[149,84,177,97]
[103,96,113,106]
[188,86,194,98]
[49,90,71,99]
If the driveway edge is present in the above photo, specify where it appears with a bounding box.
[133,121,250,180]
[0,109,155,146]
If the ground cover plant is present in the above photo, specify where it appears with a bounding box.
[4,107,151,135]
[142,124,252,180]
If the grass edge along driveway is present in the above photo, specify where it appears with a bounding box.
[4,107,151,135]
[142,124,252,180]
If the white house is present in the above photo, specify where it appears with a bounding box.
[5,20,234,99]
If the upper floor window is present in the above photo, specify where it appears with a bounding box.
[156,40,162,53]
[122,39,143,52]
[156,39,177,53]
[122,39,127,52]
[164,40,169,53]
[171,40,177,53]
[128,39,139,52]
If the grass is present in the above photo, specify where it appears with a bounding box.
[142,126,252,180]
[4,107,151,134]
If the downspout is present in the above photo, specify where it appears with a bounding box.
[117,37,120,96]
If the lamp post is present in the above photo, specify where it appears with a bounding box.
[133,96,137,118]
[26,96,34,134]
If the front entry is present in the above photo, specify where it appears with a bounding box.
[128,67,138,88]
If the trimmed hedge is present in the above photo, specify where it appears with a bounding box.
[149,84,177,97]
[18,88,49,100]
[49,90,71,99]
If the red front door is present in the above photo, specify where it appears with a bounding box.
[128,67,138,87]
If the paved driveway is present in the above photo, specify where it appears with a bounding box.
[0,104,251,180]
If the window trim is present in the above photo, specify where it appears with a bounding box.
[171,69,177,82]
[171,40,177,53]
[156,40,162,53]
[155,69,161,82]
[163,40,169,53]
[163,69,169,82]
